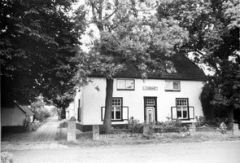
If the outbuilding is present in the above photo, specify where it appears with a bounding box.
[1,102,34,127]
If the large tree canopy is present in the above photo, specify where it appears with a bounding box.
[157,0,240,126]
[0,0,86,108]
[76,0,189,133]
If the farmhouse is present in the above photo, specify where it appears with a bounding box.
[66,54,206,126]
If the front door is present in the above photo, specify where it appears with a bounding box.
[144,97,157,124]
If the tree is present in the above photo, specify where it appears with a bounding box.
[0,0,86,110]
[157,0,240,128]
[78,0,188,133]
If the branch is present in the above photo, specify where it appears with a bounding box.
[103,0,119,21]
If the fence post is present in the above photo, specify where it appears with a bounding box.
[92,125,100,140]
[143,124,153,138]
[189,123,196,134]
[233,123,240,136]
[67,117,76,142]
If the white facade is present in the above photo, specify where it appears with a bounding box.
[66,77,204,125]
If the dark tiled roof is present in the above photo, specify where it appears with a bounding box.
[18,105,34,116]
[14,102,34,116]
[90,54,206,81]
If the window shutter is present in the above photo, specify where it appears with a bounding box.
[123,107,129,120]
[189,107,195,119]
[101,107,105,121]
[171,107,177,120]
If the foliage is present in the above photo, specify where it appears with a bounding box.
[128,117,143,133]
[200,79,216,120]
[195,116,206,127]
[1,152,13,163]
[157,0,240,126]
[24,121,42,132]
[201,67,240,124]
[85,0,189,77]
[154,120,187,133]
[30,96,51,121]
[77,0,189,133]
[33,109,51,122]
[0,0,86,109]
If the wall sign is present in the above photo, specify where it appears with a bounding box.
[143,86,158,91]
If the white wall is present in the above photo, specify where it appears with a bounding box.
[66,88,82,121]
[1,107,26,126]
[82,78,106,125]
[79,77,204,125]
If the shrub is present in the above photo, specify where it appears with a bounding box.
[154,120,187,133]
[128,117,144,133]
[33,108,51,122]
[195,116,206,127]
[196,117,229,128]
[1,152,13,163]
[25,121,41,131]
[59,121,68,128]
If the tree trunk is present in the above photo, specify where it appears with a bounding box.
[228,108,234,130]
[103,78,114,134]
[61,107,66,119]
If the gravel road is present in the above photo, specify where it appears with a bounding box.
[10,140,240,163]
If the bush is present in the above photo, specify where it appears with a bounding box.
[195,116,206,127]
[24,121,41,131]
[33,108,51,122]
[195,116,230,128]
[59,121,68,128]
[128,117,144,133]
[1,152,13,163]
[154,120,187,133]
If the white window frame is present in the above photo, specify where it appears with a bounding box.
[176,98,189,120]
[112,97,122,121]
[117,79,135,90]
[165,80,181,91]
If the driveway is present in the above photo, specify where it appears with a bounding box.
[10,140,240,163]
[2,116,62,142]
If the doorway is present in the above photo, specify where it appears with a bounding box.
[144,97,157,124]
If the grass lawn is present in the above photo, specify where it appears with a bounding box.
[56,127,240,147]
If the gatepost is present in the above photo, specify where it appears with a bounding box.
[189,123,196,134]
[67,116,76,142]
[233,123,240,136]
[92,125,100,140]
[143,124,153,138]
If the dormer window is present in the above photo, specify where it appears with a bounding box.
[165,80,180,91]
[117,79,135,90]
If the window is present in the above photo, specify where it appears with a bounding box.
[117,79,135,90]
[146,98,155,106]
[176,98,189,120]
[101,98,129,121]
[112,97,122,120]
[165,80,180,91]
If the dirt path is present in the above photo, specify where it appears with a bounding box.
[2,116,62,142]
[9,140,240,163]
[30,117,61,142]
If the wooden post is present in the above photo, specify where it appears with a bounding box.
[92,125,100,140]
[67,117,76,142]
